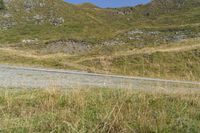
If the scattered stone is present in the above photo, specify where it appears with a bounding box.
[102,40,125,46]
[22,38,39,44]
[43,40,91,54]
[128,29,144,35]
[49,17,64,26]
[0,19,15,30]
[3,12,12,18]
[39,2,45,7]
[24,0,34,12]
[115,7,135,15]
[33,14,44,24]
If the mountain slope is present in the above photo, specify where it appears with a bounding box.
[0,0,123,43]
[1,0,200,44]
[0,0,200,81]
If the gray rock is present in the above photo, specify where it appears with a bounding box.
[0,19,15,30]
[33,14,44,24]
[49,17,64,26]
[22,38,39,44]
[3,12,12,18]
[24,0,35,12]
[102,40,125,46]
[43,40,91,54]
[128,29,144,35]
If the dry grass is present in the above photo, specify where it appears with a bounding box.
[1,38,200,81]
[0,87,199,133]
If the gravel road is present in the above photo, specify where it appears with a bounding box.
[0,64,200,90]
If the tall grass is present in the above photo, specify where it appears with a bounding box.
[0,88,199,132]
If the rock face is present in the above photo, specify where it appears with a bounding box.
[42,40,92,54]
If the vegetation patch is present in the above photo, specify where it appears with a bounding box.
[81,47,200,81]
[0,0,5,10]
[0,88,199,132]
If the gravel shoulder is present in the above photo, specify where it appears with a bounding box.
[0,64,200,90]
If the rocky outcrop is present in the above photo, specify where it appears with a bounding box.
[0,19,15,30]
[33,14,44,24]
[42,40,92,54]
[0,11,15,30]
[49,17,64,26]
[102,39,125,46]
[122,28,200,47]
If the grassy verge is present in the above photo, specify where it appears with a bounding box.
[0,38,200,81]
[79,40,200,81]
[0,88,199,132]
[0,49,80,70]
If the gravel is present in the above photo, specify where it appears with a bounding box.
[0,64,199,90]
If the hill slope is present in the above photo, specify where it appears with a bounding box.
[0,0,124,43]
[0,0,199,44]
[0,0,200,81]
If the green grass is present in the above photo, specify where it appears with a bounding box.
[0,50,76,70]
[1,0,200,44]
[80,45,200,81]
[0,0,4,10]
[1,38,200,81]
[0,88,199,132]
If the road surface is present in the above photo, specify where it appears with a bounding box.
[0,64,200,90]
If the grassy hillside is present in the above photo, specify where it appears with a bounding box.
[79,38,200,81]
[1,0,200,44]
[0,0,121,43]
[0,38,200,81]
[0,88,199,132]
